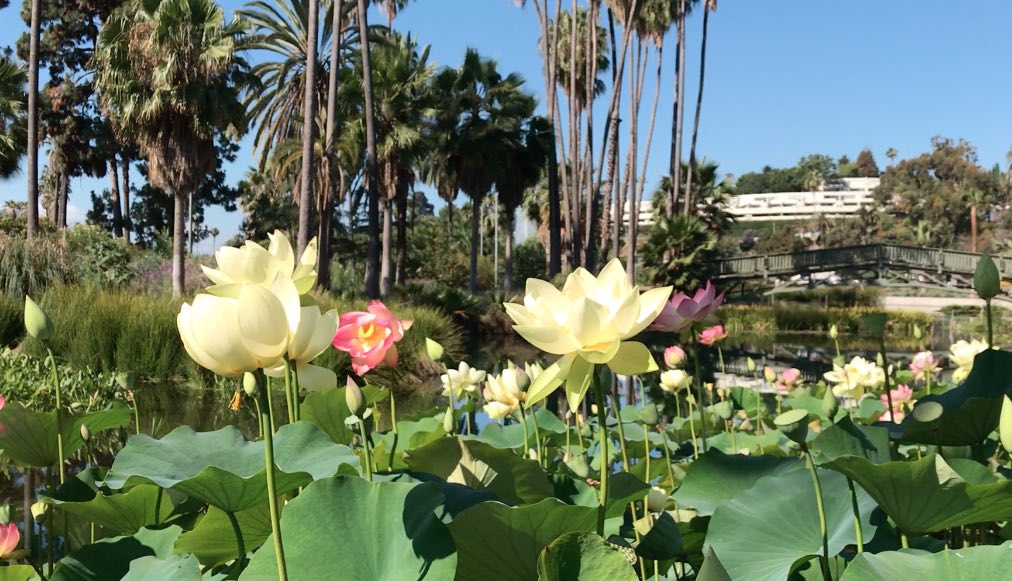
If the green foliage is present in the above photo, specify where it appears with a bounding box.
[640,215,717,289]
[720,304,932,337]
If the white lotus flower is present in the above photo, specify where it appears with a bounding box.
[441,362,486,400]
[265,306,339,391]
[823,356,884,399]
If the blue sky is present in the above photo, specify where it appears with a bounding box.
[2,0,1011,253]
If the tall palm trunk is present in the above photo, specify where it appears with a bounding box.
[321,0,345,291]
[566,0,580,268]
[625,39,643,282]
[635,43,664,215]
[667,0,686,218]
[684,5,710,206]
[381,197,393,293]
[121,157,131,242]
[109,156,123,237]
[531,0,562,276]
[298,0,320,255]
[26,0,41,239]
[358,0,381,298]
[581,0,597,270]
[504,210,516,292]
[395,185,407,284]
[172,191,185,296]
[469,196,481,293]
[676,1,690,216]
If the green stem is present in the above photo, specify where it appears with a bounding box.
[643,424,651,482]
[390,390,398,433]
[691,332,708,452]
[290,361,301,422]
[847,477,864,553]
[611,391,630,471]
[900,531,909,549]
[717,346,726,377]
[132,400,141,436]
[881,339,896,425]
[266,377,277,434]
[729,421,737,452]
[255,371,288,581]
[659,427,677,489]
[283,360,295,424]
[358,419,374,481]
[518,404,531,458]
[592,371,609,537]
[805,450,831,580]
[530,407,545,467]
[687,395,699,460]
[46,348,65,485]
[926,371,933,396]
[986,298,994,347]
[154,488,163,525]
[226,510,246,573]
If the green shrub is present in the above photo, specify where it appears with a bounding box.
[720,305,933,337]
[0,234,74,296]
[512,238,546,290]
[0,294,21,346]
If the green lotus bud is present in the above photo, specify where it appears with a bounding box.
[345,377,365,415]
[425,338,445,362]
[774,409,810,445]
[862,313,888,338]
[974,252,1001,300]
[243,372,257,396]
[822,389,839,422]
[79,423,91,443]
[24,295,54,341]
[636,404,659,426]
[763,366,776,383]
[1000,396,1012,455]
[115,371,137,391]
[714,401,734,421]
[442,407,455,434]
[746,357,757,373]
[876,352,885,368]
[913,324,923,340]
[828,324,838,340]
[31,501,48,523]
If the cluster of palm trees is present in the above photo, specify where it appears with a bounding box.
[9,0,722,297]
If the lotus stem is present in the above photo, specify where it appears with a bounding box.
[46,348,65,485]
[289,361,301,422]
[687,395,699,460]
[226,510,246,573]
[518,404,531,458]
[847,477,864,553]
[592,371,609,537]
[691,332,708,452]
[283,360,295,424]
[729,420,738,452]
[255,371,288,581]
[804,449,831,580]
[358,419,373,482]
[986,298,994,347]
[659,426,677,488]
[717,346,726,378]
[530,407,545,467]
[389,390,398,433]
[880,339,896,425]
[611,392,630,471]
[900,531,910,549]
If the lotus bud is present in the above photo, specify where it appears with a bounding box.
[591,404,599,416]
[660,369,691,392]
[345,377,365,416]
[79,423,91,443]
[822,389,839,422]
[1000,396,1012,455]
[646,486,669,512]
[562,449,574,463]
[876,352,885,368]
[974,252,1001,300]
[763,366,776,383]
[442,408,455,434]
[24,295,54,341]
[243,372,257,396]
[31,501,48,522]
[746,357,757,373]
[774,409,810,446]
[664,345,687,369]
[714,401,734,421]
[514,367,531,392]
[527,448,538,461]
[913,324,923,340]
[425,338,445,362]
[115,371,137,391]
[636,404,659,426]
[828,324,838,340]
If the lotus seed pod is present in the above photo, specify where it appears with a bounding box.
[24,295,54,341]
[243,372,257,396]
[774,409,810,445]
[974,252,1001,300]
[646,486,669,512]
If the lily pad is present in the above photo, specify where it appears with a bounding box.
[706,467,878,581]
[51,526,182,581]
[42,472,171,535]
[300,386,355,445]
[404,436,553,505]
[105,422,356,512]
[0,402,131,467]
[372,413,445,471]
[446,498,597,581]
[696,547,731,581]
[537,532,637,581]
[121,554,212,581]
[174,503,272,567]
[0,567,39,581]
[240,476,456,580]
[840,543,1012,580]
[809,416,893,465]
[826,453,1012,534]
[475,408,567,449]
[673,450,803,515]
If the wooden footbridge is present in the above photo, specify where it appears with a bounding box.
[712,244,1010,289]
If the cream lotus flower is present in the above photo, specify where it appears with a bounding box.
[201,231,318,296]
[177,285,296,377]
[265,306,339,391]
[483,366,527,420]
[949,339,989,383]
[659,369,691,392]
[823,356,884,399]
[441,362,486,400]
[504,258,672,409]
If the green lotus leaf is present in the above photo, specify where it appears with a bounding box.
[840,543,1012,580]
[475,408,567,449]
[121,554,215,581]
[0,402,131,467]
[51,526,182,581]
[605,472,651,518]
[372,413,445,471]
[240,476,456,580]
[696,546,732,581]
[537,532,637,581]
[633,511,682,560]
[404,436,553,505]
[826,453,1012,534]
[809,416,893,465]
[673,450,803,516]
[447,498,597,581]
[706,467,878,581]
[0,566,40,581]
[705,429,791,455]
[300,386,356,445]
[900,349,1012,445]
[104,422,357,512]
[174,503,272,568]
[42,476,172,536]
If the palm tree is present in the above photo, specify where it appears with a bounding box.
[0,56,26,180]
[683,0,715,203]
[25,0,41,239]
[95,0,249,296]
[357,0,382,298]
[886,147,897,169]
[298,0,321,254]
[320,0,347,290]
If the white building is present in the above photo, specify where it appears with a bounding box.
[727,177,879,222]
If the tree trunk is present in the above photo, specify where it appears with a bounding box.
[172,192,186,296]
[380,197,393,295]
[531,0,562,277]
[320,0,344,291]
[667,1,685,218]
[582,0,598,270]
[675,2,690,216]
[971,204,978,253]
[684,6,710,206]
[635,43,663,216]
[25,0,41,239]
[625,40,641,282]
[121,157,131,242]
[57,172,68,227]
[110,156,123,238]
[504,211,516,293]
[567,0,581,269]
[358,0,381,298]
[469,196,481,293]
[298,0,320,255]
[396,187,407,285]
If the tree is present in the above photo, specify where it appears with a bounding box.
[25,0,40,239]
[855,148,879,177]
[95,0,250,296]
[0,54,26,179]
[298,0,320,255]
[683,0,715,206]
[357,0,381,298]
[885,147,897,168]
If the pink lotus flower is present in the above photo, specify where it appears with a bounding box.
[698,324,728,346]
[0,521,19,558]
[908,351,941,382]
[775,368,802,393]
[650,281,725,333]
[332,301,413,375]
[663,345,687,368]
[881,384,913,407]
[879,408,905,423]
